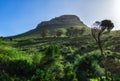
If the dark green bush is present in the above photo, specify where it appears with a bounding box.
[6,60,35,77]
[31,69,50,81]
[0,72,12,81]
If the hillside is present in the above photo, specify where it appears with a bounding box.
[0,30,120,81]
[13,15,89,38]
[1,15,120,81]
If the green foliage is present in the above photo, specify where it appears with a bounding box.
[66,27,86,37]
[7,60,35,77]
[31,69,50,81]
[75,50,104,81]
[0,54,11,63]
[40,45,62,69]
[115,76,120,81]
[0,72,12,81]
[32,53,42,64]
[45,45,60,55]
[92,61,105,76]
[64,62,78,81]
[56,29,64,37]
[41,29,49,38]
[0,45,32,63]
[100,20,114,32]
[0,30,119,81]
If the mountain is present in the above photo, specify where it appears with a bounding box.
[37,15,84,27]
[13,15,89,37]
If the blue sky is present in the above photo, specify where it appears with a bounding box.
[0,0,120,36]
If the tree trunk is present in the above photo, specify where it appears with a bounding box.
[97,32,104,57]
[97,32,109,81]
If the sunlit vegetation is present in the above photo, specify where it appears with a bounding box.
[0,29,120,81]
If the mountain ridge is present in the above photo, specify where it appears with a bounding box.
[12,15,89,38]
[37,15,84,27]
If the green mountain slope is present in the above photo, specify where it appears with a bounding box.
[13,15,90,38]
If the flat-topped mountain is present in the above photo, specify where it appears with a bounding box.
[13,15,89,37]
[38,15,84,27]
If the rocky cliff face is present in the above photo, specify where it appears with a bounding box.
[37,15,85,28]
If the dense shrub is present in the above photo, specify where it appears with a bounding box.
[6,60,35,77]
[31,69,50,81]
[0,72,12,81]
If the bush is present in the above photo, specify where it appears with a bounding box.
[115,77,120,81]
[0,72,12,81]
[6,60,35,77]
[32,53,42,64]
[0,46,32,63]
[31,69,50,81]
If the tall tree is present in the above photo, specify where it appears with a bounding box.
[66,27,74,37]
[41,29,49,38]
[91,20,114,56]
[79,27,86,35]
[56,29,64,37]
[91,20,114,80]
[66,27,86,37]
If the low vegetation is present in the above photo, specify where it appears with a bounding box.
[0,23,120,81]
